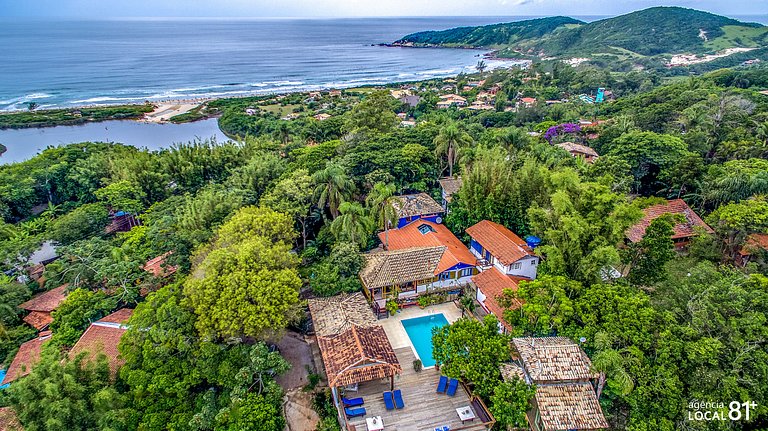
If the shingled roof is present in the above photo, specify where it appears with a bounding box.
[500,362,527,383]
[381,220,476,274]
[533,383,609,431]
[466,220,535,265]
[739,233,768,256]
[308,293,376,337]
[360,246,445,289]
[625,199,713,243]
[557,142,599,158]
[69,309,133,376]
[1,332,51,385]
[473,267,524,332]
[18,284,68,312]
[391,193,444,219]
[512,337,594,383]
[438,176,462,202]
[143,252,178,278]
[22,311,53,330]
[317,325,401,388]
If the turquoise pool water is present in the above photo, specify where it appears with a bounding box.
[401,313,449,368]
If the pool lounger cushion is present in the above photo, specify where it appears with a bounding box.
[342,397,364,407]
[383,391,395,410]
[446,378,459,396]
[345,407,366,417]
[436,375,448,393]
[393,389,404,409]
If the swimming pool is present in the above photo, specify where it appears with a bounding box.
[401,313,449,368]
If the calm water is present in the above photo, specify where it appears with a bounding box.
[0,119,228,164]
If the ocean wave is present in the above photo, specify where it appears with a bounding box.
[70,96,139,104]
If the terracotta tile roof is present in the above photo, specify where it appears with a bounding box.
[27,263,45,280]
[317,325,401,388]
[534,383,608,431]
[69,309,133,376]
[557,142,599,158]
[22,311,53,330]
[473,267,523,332]
[466,220,535,265]
[512,337,594,383]
[1,333,51,385]
[308,293,376,337]
[143,252,178,278]
[438,177,462,202]
[391,193,444,219]
[18,284,68,313]
[739,233,768,256]
[0,407,23,431]
[381,220,476,273]
[625,199,713,243]
[360,246,445,289]
[500,362,527,383]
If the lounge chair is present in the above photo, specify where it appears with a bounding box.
[383,391,395,410]
[436,375,448,393]
[342,397,364,407]
[345,407,366,417]
[393,389,404,409]
[446,378,459,396]
[434,426,450,431]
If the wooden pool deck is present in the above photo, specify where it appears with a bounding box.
[344,347,490,431]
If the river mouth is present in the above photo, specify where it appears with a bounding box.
[0,118,229,164]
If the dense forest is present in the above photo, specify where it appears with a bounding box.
[0,61,767,431]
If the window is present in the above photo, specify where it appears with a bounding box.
[459,268,473,277]
[440,272,451,280]
[531,259,537,266]
[512,262,521,270]
[417,224,436,235]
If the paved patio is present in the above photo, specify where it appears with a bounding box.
[378,302,464,352]
[344,347,489,431]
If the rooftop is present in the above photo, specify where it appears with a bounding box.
[740,233,768,256]
[438,176,463,201]
[307,293,376,337]
[512,337,594,383]
[360,246,445,289]
[391,193,444,219]
[18,284,68,313]
[381,220,476,274]
[533,383,609,431]
[316,325,401,388]
[557,142,599,158]
[466,220,535,265]
[69,309,133,376]
[472,267,524,332]
[1,332,51,385]
[0,407,23,431]
[22,311,53,330]
[143,252,178,278]
[625,199,713,243]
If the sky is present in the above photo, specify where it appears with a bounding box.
[0,0,765,18]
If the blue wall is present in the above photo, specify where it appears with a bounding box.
[397,213,442,228]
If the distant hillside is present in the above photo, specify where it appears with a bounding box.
[393,16,584,48]
[393,7,768,60]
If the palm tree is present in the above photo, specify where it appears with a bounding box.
[434,123,473,177]
[366,182,397,249]
[330,201,374,248]
[590,332,636,399]
[312,163,355,219]
[273,121,292,145]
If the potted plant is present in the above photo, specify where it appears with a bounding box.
[417,295,429,308]
[413,359,422,372]
[385,299,399,316]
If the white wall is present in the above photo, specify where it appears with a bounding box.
[497,255,539,279]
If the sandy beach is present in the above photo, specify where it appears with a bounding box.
[142,99,208,123]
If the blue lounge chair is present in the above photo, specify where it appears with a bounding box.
[446,378,459,396]
[342,397,364,407]
[436,375,448,393]
[345,407,366,417]
[383,391,395,410]
[393,389,404,409]
[434,426,450,431]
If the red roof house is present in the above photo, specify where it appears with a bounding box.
[18,284,68,330]
[472,267,526,333]
[69,309,133,376]
[143,252,178,278]
[625,199,713,245]
[381,220,476,275]
[466,220,539,279]
[1,331,52,385]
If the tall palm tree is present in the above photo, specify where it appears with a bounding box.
[434,123,473,177]
[312,163,355,219]
[366,182,397,249]
[330,201,373,248]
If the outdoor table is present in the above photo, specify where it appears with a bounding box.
[366,416,384,431]
[456,406,475,423]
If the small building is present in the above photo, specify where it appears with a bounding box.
[244,108,257,116]
[313,113,331,121]
[468,101,494,110]
[472,268,525,333]
[105,211,140,235]
[508,337,608,431]
[438,176,462,210]
[556,142,599,163]
[519,97,537,107]
[391,193,444,228]
[737,233,768,267]
[69,308,133,378]
[437,94,467,109]
[467,220,540,279]
[399,94,421,107]
[1,331,51,385]
[329,89,342,97]
[625,199,714,248]
[143,252,178,278]
[19,284,68,330]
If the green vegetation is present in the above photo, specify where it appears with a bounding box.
[0,104,154,129]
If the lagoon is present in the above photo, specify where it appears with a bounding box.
[0,118,229,164]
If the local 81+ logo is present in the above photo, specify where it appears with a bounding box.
[688,400,757,422]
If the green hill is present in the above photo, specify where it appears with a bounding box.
[394,7,768,59]
[394,16,584,48]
